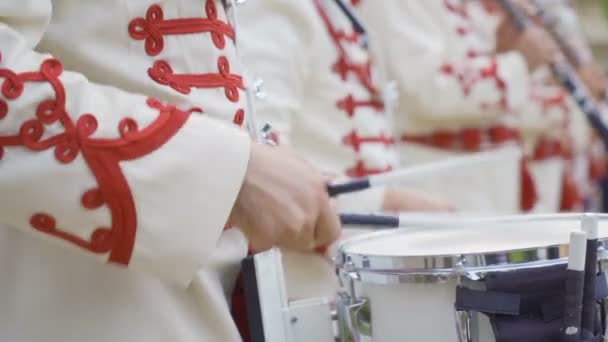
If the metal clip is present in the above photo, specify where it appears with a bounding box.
[259,123,278,146]
[454,309,474,342]
[337,291,370,342]
[252,77,268,100]
[222,0,247,10]
[382,80,399,116]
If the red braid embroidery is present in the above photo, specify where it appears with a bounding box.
[0,58,191,264]
[342,131,395,152]
[128,1,235,56]
[337,94,383,117]
[313,0,377,94]
[129,1,245,106]
[148,57,244,99]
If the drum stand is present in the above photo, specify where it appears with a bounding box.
[242,249,335,342]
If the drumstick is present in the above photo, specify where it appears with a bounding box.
[580,215,599,335]
[563,230,587,342]
[312,213,400,255]
[332,0,367,36]
[339,213,400,228]
[326,151,508,197]
[496,0,608,150]
[528,0,608,104]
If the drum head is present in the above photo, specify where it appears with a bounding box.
[338,214,608,283]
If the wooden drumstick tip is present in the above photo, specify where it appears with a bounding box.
[568,231,587,272]
[582,214,599,240]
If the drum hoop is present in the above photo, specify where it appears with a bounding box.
[337,213,608,285]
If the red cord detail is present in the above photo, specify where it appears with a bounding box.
[530,88,570,117]
[233,108,245,126]
[440,57,508,111]
[520,158,538,211]
[346,161,392,178]
[148,56,244,100]
[444,0,469,19]
[456,27,471,36]
[337,94,384,117]
[0,58,190,264]
[332,58,377,95]
[128,1,235,56]
[342,130,395,152]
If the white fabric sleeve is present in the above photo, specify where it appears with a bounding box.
[0,0,250,287]
[239,0,317,145]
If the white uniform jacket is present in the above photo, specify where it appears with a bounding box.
[240,0,399,213]
[239,0,401,300]
[0,1,253,341]
[353,0,535,212]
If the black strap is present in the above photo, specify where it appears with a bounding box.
[455,287,520,315]
[242,256,266,342]
[595,272,608,300]
[456,273,608,319]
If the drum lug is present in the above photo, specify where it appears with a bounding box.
[454,309,477,342]
[336,291,370,342]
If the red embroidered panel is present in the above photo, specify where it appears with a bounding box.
[312,0,395,177]
[0,57,191,265]
[129,2,245,104]
[313,0,377,94]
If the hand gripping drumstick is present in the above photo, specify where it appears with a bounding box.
[496,0,608,150]
[563,230,587,342]
[580,215,599,337]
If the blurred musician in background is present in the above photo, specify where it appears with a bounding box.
[354,0,590,213]
[238,0,452,305]
[531,0,608,211]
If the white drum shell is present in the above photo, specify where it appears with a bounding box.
[361,280,494,341]
[339,214,608,342]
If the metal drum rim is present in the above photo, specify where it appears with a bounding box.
[337,213,608,284]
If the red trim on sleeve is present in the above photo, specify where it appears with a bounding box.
[0,57,192,265]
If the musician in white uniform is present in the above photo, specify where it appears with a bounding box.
[239,0,453,301]
[0,1,341,341]
[533,0,608,210]
[355,0,566,212]
[473,0,584,212]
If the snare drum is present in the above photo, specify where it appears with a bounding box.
[283,213,495,301]
[336,214,608,342]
